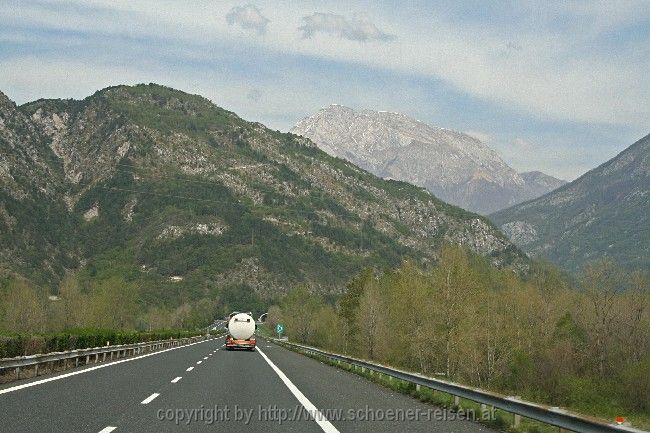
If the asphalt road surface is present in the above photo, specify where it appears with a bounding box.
[0,336,492,432]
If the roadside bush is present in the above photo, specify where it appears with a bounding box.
[0,328,201,358]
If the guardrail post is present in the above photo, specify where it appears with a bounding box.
[511,396,521,428]
[95,353,99,363]
[15,366,20,379]
[34,363,39,377]
[416,384,421,391]
[75,357,79,367]
[102,353,106,362]
[85,355,90,364]
[454,396,460,407]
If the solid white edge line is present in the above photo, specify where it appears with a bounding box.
[98,427,117,433]
[141,392,160,404]
[0,336,224,395]
[186,367,194,372]
[171,376,182,383]
[256,346,340,433]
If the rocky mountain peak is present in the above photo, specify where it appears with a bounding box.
[0,90,17,119]
[292,106,564,214]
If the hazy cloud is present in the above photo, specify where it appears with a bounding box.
[506,41,522,51]
[465,130,492,143]
[299,13,396,42]
[511,138,537,153]
[247,88,263,102]
[226,4,269,35]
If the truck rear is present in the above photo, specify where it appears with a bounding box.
[225,312,256,351]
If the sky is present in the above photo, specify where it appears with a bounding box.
[1,0,648,180]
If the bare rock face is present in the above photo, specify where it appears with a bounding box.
[83,203,99,221]
[158,222,227,239]
[492,134,650,273]
[292,105,565,214]
[500,221,538,246]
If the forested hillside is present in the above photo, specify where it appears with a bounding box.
[492,134,650,273]
[0,84,526,332]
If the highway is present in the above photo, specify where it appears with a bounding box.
[0,336,491,433]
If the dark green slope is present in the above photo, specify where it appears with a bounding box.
[0,91,76,284]
[491,133,649,273]
[2,84,526,313]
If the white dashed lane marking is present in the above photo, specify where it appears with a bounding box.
[186,367,194,372]
[171,377,182,383]
[141,393,160,405]
[98,427,117,433]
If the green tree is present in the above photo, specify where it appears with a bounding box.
[580,259,624,376]
[0,279,47,332]
[431,244,479,378]
[281,286,323,344]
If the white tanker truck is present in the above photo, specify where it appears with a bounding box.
[224,312,256,351]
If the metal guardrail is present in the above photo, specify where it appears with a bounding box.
[276,339,646,433]
[0,334,221,379]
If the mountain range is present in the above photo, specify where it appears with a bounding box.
[0,84,527,313]
[291,105,566,215]
[491,133,650,273]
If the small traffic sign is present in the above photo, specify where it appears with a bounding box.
[276,323,284,334]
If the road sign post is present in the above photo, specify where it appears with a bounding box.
[276,323,284,338]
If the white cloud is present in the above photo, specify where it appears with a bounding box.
[511,138,537,153]
[465,130,492,143]
[299,13,396,42]
[1,0,648,130]
[225,4,269,35]
[246,88,263,102]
